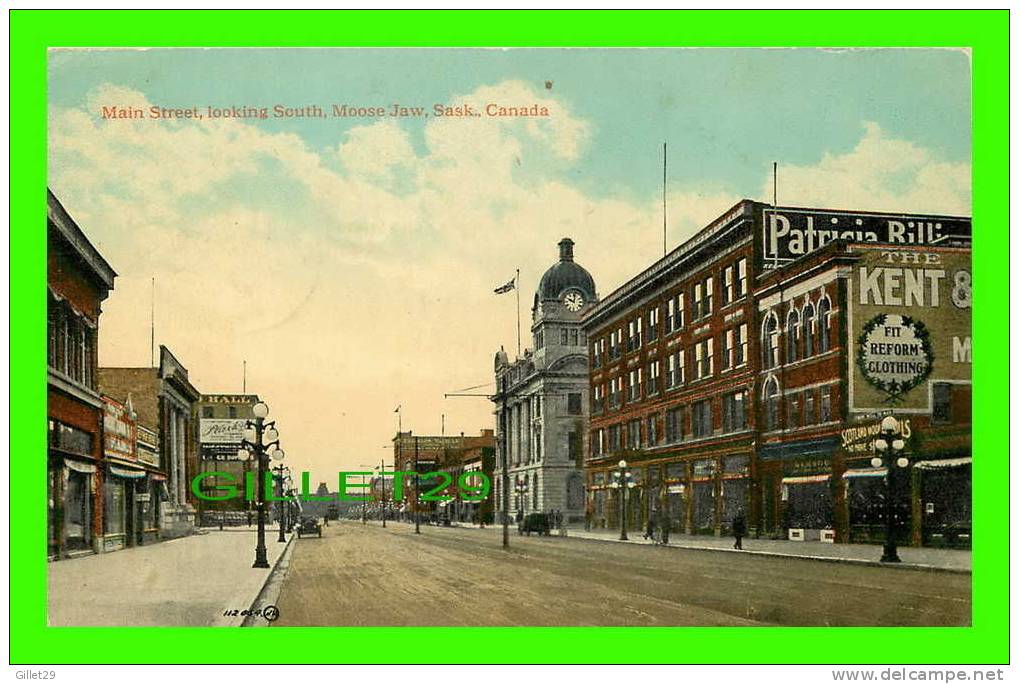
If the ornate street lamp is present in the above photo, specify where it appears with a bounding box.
[271,461,289,543]
[871,415,910,563]
[237,401,283,569]
[610,459,636,541]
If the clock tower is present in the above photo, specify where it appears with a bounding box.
[491,237,599,526]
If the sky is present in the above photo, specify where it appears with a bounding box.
[47,48,971,485]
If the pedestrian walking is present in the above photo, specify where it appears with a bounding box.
[732,508,747,550]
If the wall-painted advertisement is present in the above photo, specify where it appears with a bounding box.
[199,418,248,460]
[762,207,971,270]
[848,245,971,413]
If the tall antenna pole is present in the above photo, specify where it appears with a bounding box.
[243,360,247,393]
[515,268,521,357]
[773,161,778,207]
[663,142,668,256]
[150,277,155,367]
[441,413,445,436]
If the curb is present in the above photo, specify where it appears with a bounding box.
[567,532,972,575]
[241,533,297,628]
[210,533,296,627]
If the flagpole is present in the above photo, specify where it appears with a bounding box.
[515,268,521,357]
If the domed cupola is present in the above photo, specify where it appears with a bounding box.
[537,238,597,303]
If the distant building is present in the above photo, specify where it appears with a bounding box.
[99,346,201,539]
[47,190,116,559]
[391,429,496,523]
[194,394,262,524]
[492,238,597,524]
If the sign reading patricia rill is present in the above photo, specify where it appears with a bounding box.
[762,208,970,268]
[849,246,971,413]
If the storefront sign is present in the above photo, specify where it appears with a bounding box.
[849,246,971,413]
[762,208,970,269]
[103,398,137,461]
[841,417,913,454]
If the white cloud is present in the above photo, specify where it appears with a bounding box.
[765,121,971,215]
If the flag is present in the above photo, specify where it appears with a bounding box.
[394,405,401,413]
[494,277,515,294]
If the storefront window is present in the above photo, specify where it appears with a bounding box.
[65,469,92,550]
[784,480,832,529]
[104,479,126,536]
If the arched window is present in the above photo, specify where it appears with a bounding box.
[762,313,779,369]
[786,310,799,364]
[802,302,816,358]
[817,298,832,353]
[764,377,780,432]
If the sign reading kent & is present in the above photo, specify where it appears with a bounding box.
[849,245,971,413]
[762,207,970,269]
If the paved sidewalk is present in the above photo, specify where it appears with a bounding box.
[565,527,971,572]
[48,529,290,626]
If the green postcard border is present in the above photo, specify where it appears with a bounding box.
[10,9,1008,665]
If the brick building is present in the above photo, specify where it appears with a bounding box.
[195,393,263,524]
[391,429,496,523]
[491,238,597,525]
[99,346,202,539]
[581,201,971,547]
[47,190,116,559]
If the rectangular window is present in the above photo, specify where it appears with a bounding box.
[804,391,816,426]
[933,383,952,424]
[693,282,703,320]
[561,328,569,345]
[678,348,686,384]
[787,394,800,429]
[609,377,620,407]
[648,360,660,395]
[722,329,733,370]
[692,400,713,438]
[695,338,713,379]
[722,391,747,432]
[591,341,601,368]
[647,414,658,446]
[820,386,832,423]
[608,424,622,452]
[569,329,578,346]
[736,324,747,366]
[723,264,734,305]
[665,406,684,443]
[627,369,641,402]
[736,258,748,298]
[592,384,604,413]
[568,431,580,465]
[648,306,659,340]
[626,419,641,450]
[568,392,582,415]
[677,293,685,329]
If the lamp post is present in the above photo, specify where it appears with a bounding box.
[357,463,374,525]
[514,477,528,522]
[272,462,289,542]
[414,436,421,535]
[611,459,636,541]
[237,401,283,569]
[871,415,910,564]
[377,459,394,528]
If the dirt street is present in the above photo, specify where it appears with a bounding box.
[272,521,970,627]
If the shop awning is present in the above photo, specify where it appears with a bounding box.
[65,458,96,474]
[843,468,887,478]
[109,465,146,479]
[914,457,972,471]
[781,474,830,484]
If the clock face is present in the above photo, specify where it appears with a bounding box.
[564,291,585,312]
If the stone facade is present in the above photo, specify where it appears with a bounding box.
[492,238,597,524]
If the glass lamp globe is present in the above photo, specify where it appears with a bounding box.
[879,415,900,434]
[618,459,627,469]
[870,456,883,468]
[264,427,279,443]
[271,448,285,461]
[242,427,256,443]
[237,447,250,461]
[252,402,270,419]
[896,456,909,468]
[874,439,888,452]
[892,439,905,451]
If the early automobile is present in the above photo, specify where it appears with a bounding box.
[296,516,322,538]
[519,512,550,536]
